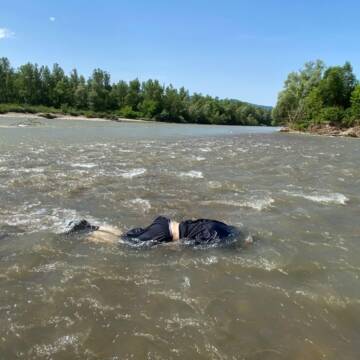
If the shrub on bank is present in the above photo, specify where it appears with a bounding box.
[316,106,345,126]
[0,103,60,115]
[118,105,141,119]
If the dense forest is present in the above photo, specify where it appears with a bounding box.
[0,57,272,125]
[272,60,360,129]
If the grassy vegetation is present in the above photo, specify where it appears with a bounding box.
[0,103,129,120]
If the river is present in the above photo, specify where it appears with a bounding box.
[0,116,359,359]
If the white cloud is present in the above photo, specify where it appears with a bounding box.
[49,17,56,22]
[0,28,14,39]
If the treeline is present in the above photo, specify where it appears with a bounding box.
[272,60,360,129]
[0,57,272,125]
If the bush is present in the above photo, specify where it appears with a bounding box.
[316,106,345,126]
[84,111,96,118]
[118,105,140,119]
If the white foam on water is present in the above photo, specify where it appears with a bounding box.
[202,256,218,265]
[31,262,65,273]
[303,193,348,204]
[199,147,211,152]
[194,156,206,161]
[242,197,275,211]
[182,276,191,288]
[165,314,202,331]
[118,149,133,153]
[283,190,349,205]
[236,147,249,153]
[121,168,147,178]
[1,204,101,234]
[128,198,151,213]
[294,289,360,308]
[201,196,274,211]
[70,163,97,169]
[179,171,204,179]
[32,148,45,154]
[32,334,82,357]
[207,181,222,189]
[17,167,45,173]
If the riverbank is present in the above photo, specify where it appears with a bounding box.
[0,112,148,123]
[280,124,360,138]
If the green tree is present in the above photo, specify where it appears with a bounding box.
[350,84,360,120]
[0,57,15,103]
[272,60,325,125]
[15,63,43,104]
[125,79,142,111]
[39,65,53,106]
[139,79,163,117]
[87,69,111,111]
[74,76,88,109]
[68,69,79,107]
[109,80,128,110]
[161,85,187,122]
[303,87,323,125]
[319,62,357,108]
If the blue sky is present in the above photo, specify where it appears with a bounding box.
[1,0,359,106]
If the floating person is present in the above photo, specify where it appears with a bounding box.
[66,216,252,247]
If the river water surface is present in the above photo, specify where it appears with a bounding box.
[0,117,359,359]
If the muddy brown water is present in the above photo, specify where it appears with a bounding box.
[0,117,359,359]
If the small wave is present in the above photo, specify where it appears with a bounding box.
[283,190,348,205]
[128,198,151,213]
[70,163,97,169]
[201,197,274,211]
[207,181,222,189]
[0,125,19,128]
[236,147,249,153]
[1,205,100,234]
[31,333,84,357]
[18,167,45,173]
[179,171,203,179]
[241,197,275,211]
[199,147,211,152]
[294,289,360,308]
[121,168,146,178]
[31,262,65,273]
[194,156,206,161]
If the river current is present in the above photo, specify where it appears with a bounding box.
[0,117,359,359]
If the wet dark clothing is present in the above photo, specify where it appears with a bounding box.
[179,219,235,245]
[122,216,172,243]
[122,216,235,245]
[67,216,237,245]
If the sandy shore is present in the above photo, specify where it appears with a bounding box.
[0,112,148,123]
